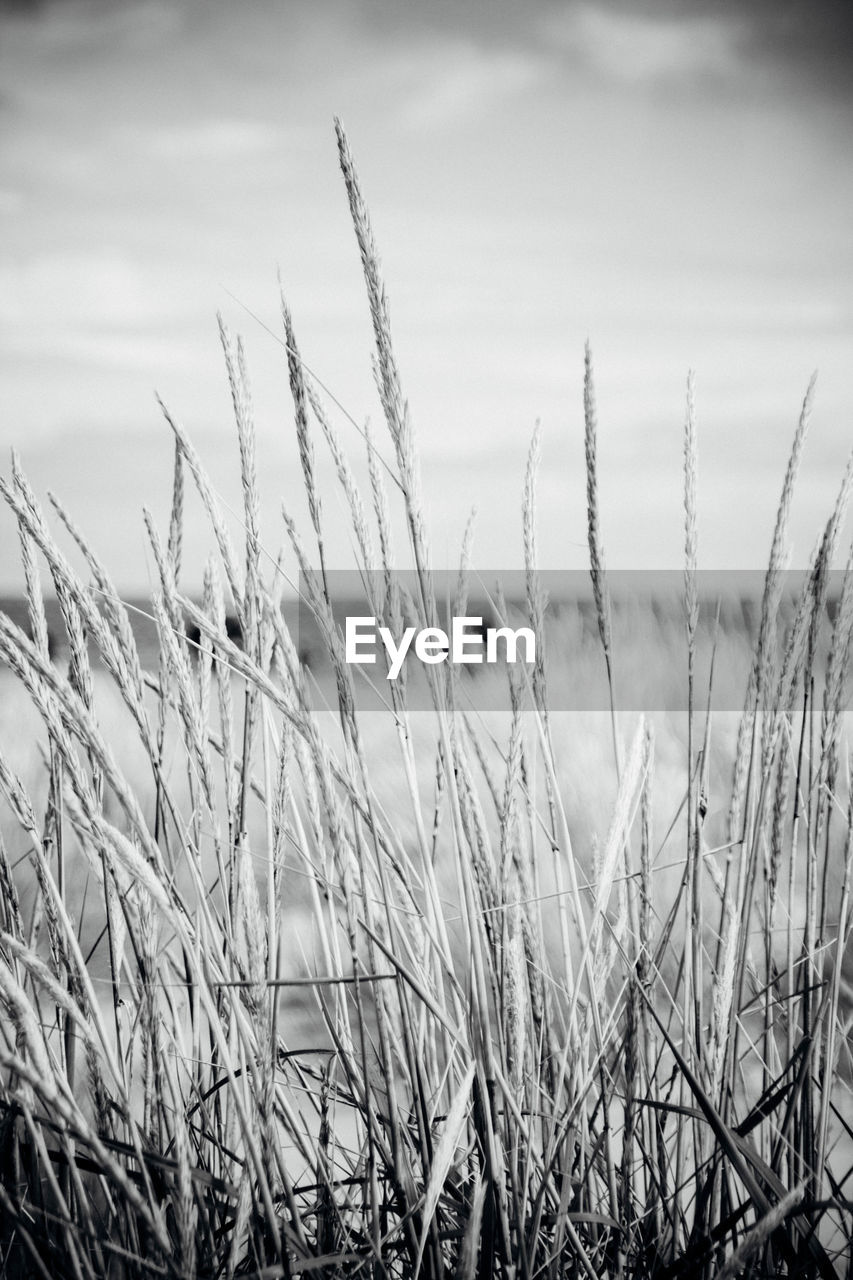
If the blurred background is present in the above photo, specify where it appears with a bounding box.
[1,0,852,593]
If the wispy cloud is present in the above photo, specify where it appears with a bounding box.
[0,250,185,329]
[4,330,205,373]
[138,118,283,160]
[0,187,23,214]
[538,4,744,87]
[389,39,545,130]
[23,0,184,49]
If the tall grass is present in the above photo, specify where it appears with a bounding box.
[0,123,851,1279]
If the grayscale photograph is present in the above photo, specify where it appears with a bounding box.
[0,2,852,1276]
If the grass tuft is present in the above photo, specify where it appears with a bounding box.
[0,124,851,1280]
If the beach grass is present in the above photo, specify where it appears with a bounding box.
[0,122,851,1279]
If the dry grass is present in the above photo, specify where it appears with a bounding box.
[0,122,851,1279]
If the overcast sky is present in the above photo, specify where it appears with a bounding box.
[1,0,852,592]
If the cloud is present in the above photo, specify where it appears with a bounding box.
[5,330,203,371]
[537,0,853,98]
[356,0,853,102]
[0,250,179,328]
[0,0,851,587]
[139,118,282,160]
[0,187,23,212]
[7,0,183,46]
[391,39,545,130]
[538,4,744,87]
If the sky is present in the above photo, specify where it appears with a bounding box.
[1,0,852,593]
